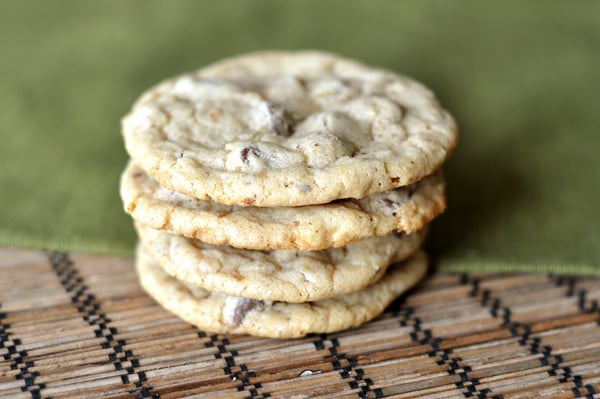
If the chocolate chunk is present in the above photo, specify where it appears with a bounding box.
[240,146,260,162]
[232,298,265,327]
[382,198,395,208]
[268,104,295,136]
[240,147,250,162]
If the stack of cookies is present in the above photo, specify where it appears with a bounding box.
[120,51,457,338]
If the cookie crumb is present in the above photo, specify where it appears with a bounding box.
[299,369,321,377]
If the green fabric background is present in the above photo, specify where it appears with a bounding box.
[1,1,599,274]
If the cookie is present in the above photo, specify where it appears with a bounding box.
[135,222,426,303]
[136,244,428,338]
[121,161,445,250]
[121,50,457,207]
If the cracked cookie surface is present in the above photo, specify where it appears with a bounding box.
[136,244,428,338]
[135,222,426,303]
[121,161,445,250]
[122,50,457,207]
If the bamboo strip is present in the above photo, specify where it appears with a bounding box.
[2,249,600,399]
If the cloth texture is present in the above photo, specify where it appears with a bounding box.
[1,0,598,274]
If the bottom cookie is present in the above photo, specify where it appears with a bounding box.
[135,244,428,339]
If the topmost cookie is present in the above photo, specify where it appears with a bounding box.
[122,51,457,207]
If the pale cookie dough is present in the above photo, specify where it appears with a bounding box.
[135,222,426,303]
[121,161,445,250]
[136,244,428,338]
[122,50,457,207]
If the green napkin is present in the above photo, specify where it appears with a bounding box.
[1,1,598,274]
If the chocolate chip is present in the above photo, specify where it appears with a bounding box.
[232,299,265,327]
[133,172,143,178]
[240,146,260,162]
[382,198,395,208]
[268,104,295,136]
[391,177,400,184]
[241,148,250,162]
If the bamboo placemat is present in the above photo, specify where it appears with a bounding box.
[1,248,599,399]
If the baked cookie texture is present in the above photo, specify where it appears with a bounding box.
[136,222,426,303]
[121,161,445,250]
[122,50,457,207]
[121,50,457,338]
[136,244,428,338]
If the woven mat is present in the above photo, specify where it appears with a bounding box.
[1,249,599,399]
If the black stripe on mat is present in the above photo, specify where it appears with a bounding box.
[464,274,577,398]
[48,252,158,399]
[198,331,270,398]
[313,333,383,399]
[459,275,508,399]
[0,307,44,398]
[461,274,511,326]
[466,274,598,399]
[410,274,517,399]
[395,303,494,399]
[507,322,596,399]
[551,275,599,398]
[554,276,599,315]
